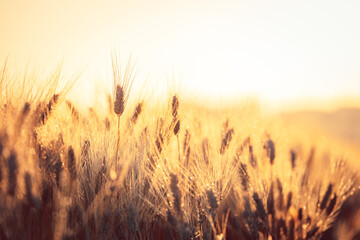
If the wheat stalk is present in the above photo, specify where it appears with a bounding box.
[112,54,137,167]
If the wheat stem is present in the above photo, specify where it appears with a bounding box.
[116,115,121,166]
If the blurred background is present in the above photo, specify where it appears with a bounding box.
[1,0,359,154]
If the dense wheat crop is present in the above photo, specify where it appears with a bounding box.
[0,60,359,240]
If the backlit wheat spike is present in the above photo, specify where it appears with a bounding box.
[202,138,210,165]
[249,145,257,167]
[239,162,250,191]
[48,93,59,112]
[325,194,337,217]
[320,183,333,211]
[267,182,275,215]
[66,100,79,122]
[286,191,293,211]
[185,146,190,166]
[22,101,31,117]
[114,85,125,116]
[127,203,138,234]
[266,138,275,165]
[34,94,59,126]
[183,129,190,155]
[170,173,182,215]
[67,146,77,183]
[253,192,266,221]
[13,102,31,139]
[301,148,315,188]
[130,102,143,125]
[172,95,179,119]
[222,119,229,135]
[183,129,191,165]
[7,150,18,196]
[112,54,137,166]
[173,119,180,136]
[171,95,181,162]
[95,157,106,194]
[112,54,137,114]
[305,226,319,239]
[220,128,234,155]
[107,93,113,115]
[277,178,284,211]
[289,219,295,240]
[298,207,303,238]
[155,133,164,154]
[290,150,296,170]
[206,189,218,209]
[104,117,110,130]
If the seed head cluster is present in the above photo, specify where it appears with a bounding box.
[0,58,358,240]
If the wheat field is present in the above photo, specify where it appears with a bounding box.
[0,58,359,240]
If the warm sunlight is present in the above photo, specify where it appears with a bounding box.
[1,1,360,239]
[1,0,360,107]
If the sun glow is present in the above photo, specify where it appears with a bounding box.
[1,0,360,109]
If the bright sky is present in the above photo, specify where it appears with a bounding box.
[1,0,360,107]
